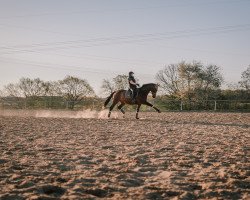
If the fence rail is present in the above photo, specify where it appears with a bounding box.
[156,99,250,111]
[0,98,249,112]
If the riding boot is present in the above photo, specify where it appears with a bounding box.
[132,90,137,103]
[131,98,136,103]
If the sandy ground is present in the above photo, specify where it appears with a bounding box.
[0,111,249,199]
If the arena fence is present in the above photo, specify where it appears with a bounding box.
[154,99,250,111]
[0,97,103,110]
[0,97,249,112]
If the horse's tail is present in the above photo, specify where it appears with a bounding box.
[104,91,116,108]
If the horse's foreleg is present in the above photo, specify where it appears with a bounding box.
[117,103,125,117]
[136,104,141,119]
[144,101,161,113]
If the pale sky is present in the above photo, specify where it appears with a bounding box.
[0,0,250,95]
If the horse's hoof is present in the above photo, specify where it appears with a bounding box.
[158,110,161,113]
[136,117,140,120]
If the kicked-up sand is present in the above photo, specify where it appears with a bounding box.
[0,111,249,199]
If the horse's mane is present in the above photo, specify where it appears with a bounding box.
[141,83,156,89]
[141,83,156,87]
[140,83,157,92]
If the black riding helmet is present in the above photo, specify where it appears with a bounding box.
[129,71,134,76]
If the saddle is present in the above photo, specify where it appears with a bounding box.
[125,89,132,99]
[125,88,138,100]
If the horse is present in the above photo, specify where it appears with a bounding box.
[104,83,161,119]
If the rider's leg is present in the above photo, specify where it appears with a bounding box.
[130,88,133,99]
[132,88,137,103]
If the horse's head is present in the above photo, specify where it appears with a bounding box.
[141,83,159,98]
[151,83,159,98]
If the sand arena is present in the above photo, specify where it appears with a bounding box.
[0,111,249,199]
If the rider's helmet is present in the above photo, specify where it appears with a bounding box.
[129,71,134,76]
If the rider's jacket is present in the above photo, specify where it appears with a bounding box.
[128,76,137,89]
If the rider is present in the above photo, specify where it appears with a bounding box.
[128,71,140,103]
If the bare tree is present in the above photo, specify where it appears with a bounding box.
[4,78,58,99]
[101,79,115,96]
[57,76,95,109]
[113,74,129,90]
[101,74,129,95]
[178,61,202,98]
[4,83,22,97]
[156,61,223,105]
[0,88,6,97]
[42,81,59,96]
[239,66,250,90]
[196,65,223,101]
[199,65,223,89]
[18,78,46,97]
[156,64,179,96]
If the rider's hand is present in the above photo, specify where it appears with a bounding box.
[136,84,140,87]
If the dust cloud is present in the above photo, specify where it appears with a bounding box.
[0,109,119,119]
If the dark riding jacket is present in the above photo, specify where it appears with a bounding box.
[128,76,137,89]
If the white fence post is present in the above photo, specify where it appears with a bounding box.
[214,100,217,111]
[180,101,183,111]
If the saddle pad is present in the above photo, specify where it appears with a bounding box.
[125,90,132,99]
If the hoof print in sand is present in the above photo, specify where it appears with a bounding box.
[121,178,144,187]
[0,194,25,200]
[55,177,68,183]
[39,185,66,197]
[0,159,8,164]
[84,188,109,198]
[146,190,180,200]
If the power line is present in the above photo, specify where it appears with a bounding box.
[0,23,249,68]
[29,52,164,66]
[1,23,249,69]
[2,23,250,49]
[148,44,250,57]
[0,57,153,78]
[1,23,250,55]
[5,44,248,72]
[0,23,85,38]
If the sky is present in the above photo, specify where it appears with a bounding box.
[0,0,250,95]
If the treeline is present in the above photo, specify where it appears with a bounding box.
[155,61,250,110]
[0,61,249,110]
[1,76,95,109]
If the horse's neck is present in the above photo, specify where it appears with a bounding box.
[140,84,153,95]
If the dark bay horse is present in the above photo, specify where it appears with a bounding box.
[104,83,161,119]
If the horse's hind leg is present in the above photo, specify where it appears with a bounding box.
[108,101,118,118]
[108,103,115,118]
[117,103,125,117]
